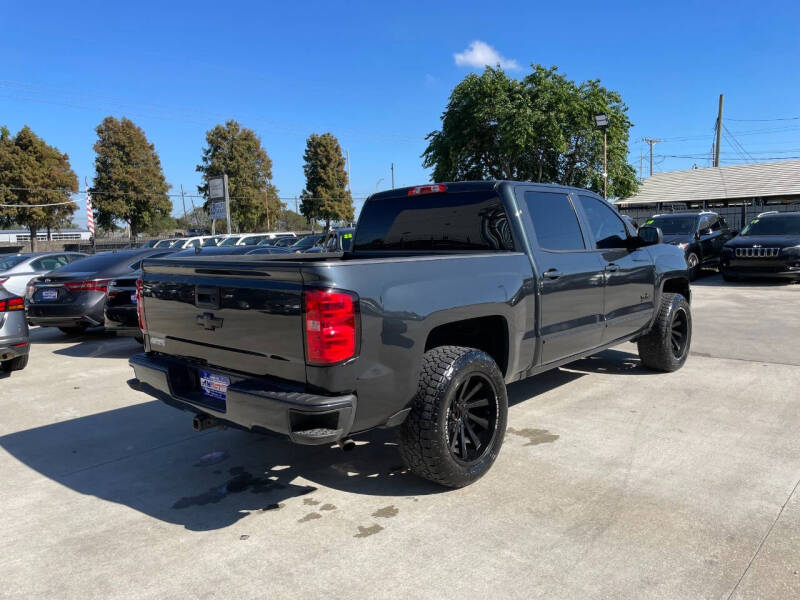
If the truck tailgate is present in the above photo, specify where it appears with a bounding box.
[141,260,306,382]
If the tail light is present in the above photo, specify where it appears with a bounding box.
[0,277,8,285]
[408,184,447,196]
[0,296,24,312]
[65,279,111,293]
[304,289,358,365]
[136,278,146,334]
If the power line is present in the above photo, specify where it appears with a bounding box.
[727,116,800,122]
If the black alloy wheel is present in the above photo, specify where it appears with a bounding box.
[446,373,499,465]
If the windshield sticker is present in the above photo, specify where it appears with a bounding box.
[343,233,353,239]
[645,219,654,225]
[751,219,759,224]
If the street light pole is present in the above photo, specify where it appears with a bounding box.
[603,129,608,201]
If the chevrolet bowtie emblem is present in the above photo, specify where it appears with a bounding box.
[196,312,223,331]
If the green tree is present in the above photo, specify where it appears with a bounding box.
[422,65,637,199]
[300,133,354,230]
[196,120,283,233]
[0,125,78,251]
[91,116,172,239]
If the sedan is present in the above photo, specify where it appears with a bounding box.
[26,248,174,335]
[0,252,86,296]
[0,289,29,373]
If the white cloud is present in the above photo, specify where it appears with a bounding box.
[453,40,520,70]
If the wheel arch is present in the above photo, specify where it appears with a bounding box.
[424,315,510,376]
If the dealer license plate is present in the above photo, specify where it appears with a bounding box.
[199,370,230,402]
[41,289,58,301]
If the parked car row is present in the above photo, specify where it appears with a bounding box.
[639,210,800,282]
[0,228,361,375]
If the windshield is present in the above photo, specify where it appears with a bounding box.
[219,236,241,246]
[741,215,800,236]
[154,239,175,248]
[292,235,322,249]
[648,216,697,235]
[0,255,26,271]
[201,237,220,246]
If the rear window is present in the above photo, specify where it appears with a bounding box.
[353,191,514,252]
[53,251,140,273]
[0,255,26,271]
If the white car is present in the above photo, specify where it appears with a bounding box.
[0,252,87,296]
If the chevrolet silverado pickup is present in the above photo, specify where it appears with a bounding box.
[129,181,692,487]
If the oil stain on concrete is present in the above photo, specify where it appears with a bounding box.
[303,498,321,506]
[507,428,559,446]
[372,505,398,518]
[320,504,336,511]
[354,524,384,538]
[298,512,322,523]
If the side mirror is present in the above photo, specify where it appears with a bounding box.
[637,225,663,246]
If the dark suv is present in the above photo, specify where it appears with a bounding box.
[645,212,735,279]
[721,212,800,281]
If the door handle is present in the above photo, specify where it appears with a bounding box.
[605,264,620,272]
[543,269,562,280]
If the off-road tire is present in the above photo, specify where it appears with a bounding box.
[1,354,28,372]
[58,324,88,335]
[398,346,507,488]
[637,292,691,372]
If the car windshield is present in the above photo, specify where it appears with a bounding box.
[201,237,220,246]
[741,215,800,236]
[154,239,174,248]
[648,216,697,235]
[219,237,241,246]
[291,235,322,249]
[0,255,27,271]
[50,251,140,273]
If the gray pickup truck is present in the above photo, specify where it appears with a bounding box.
[130,181,691,487]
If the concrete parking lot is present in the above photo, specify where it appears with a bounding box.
[1,274,799,600]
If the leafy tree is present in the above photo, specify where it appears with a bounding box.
[0,125,78,251]
[196,120,283,232]
[422,65,638,199]
[91,116,172,239]
[300,133,354,230]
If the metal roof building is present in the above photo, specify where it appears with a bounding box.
[617,160,800,207]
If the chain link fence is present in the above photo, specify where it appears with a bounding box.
[617,200,800,232]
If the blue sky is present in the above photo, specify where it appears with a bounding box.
[2,0,799,228]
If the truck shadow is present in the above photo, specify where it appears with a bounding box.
[0,400,439,532]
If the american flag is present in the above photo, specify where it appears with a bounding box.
[85,177,95,236]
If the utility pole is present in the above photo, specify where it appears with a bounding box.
[391,163,395,189]
[602,129,608,201]
[642,138,662,177]
[714,93,724,167]
[295,196,298,214]
[180,185,188,230]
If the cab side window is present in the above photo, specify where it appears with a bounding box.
[710,216,722,231]
[523,191,586,251]
[577,195,628,249]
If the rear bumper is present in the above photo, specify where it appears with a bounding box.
[27,300,106,327]
[129,353,357,445]
[0,339,29,362]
